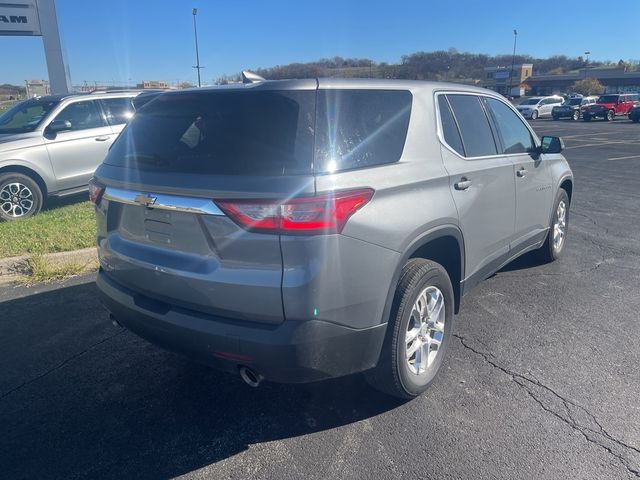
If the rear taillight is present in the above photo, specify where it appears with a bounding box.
[215,188,374,235]
[88,178,105,205]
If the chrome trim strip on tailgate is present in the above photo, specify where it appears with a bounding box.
[103,187,224,216]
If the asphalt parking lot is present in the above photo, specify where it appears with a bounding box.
[2,117,640,479]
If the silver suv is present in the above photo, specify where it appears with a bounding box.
[92,79,573,399]
[0,91,139,220]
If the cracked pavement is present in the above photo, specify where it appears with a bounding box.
[1,119,639,479]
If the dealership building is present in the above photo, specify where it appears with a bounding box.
[483,64,640,97]
[524,67,640,96]
[483,64,533,96]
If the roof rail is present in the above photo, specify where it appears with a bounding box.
[89,89,144,94]
[241,71,266,84]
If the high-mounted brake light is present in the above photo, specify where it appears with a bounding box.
[88,178,105,205]
[215,188,374,235]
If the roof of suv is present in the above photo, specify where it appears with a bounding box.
[162,78,503,97]
[32,91,143,103]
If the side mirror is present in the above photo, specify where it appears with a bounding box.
[46,119,72,133]
[540,135,564,154]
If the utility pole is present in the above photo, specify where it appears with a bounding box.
[508,29,518,96]
[192,8,202,87]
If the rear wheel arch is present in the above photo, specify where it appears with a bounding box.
[382,227,465,327]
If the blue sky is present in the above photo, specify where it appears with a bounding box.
[2,0,639,86]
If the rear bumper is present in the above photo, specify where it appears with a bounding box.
[96,270,387,383]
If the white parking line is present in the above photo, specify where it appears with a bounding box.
[608,154,640,161]
[566,140,640,149]
[562,133,611,139]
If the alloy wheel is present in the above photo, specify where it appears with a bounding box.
[405,286,446,375]
[553,200,567,251]
[0,182,34,218]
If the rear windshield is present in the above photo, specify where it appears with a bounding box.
[105,90,316,175]
[104,88,412,176]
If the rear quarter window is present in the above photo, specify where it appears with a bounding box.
[314,89,412,173]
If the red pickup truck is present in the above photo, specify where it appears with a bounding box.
[582,93,640,121]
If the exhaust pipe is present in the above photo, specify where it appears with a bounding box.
[239,366,263,387]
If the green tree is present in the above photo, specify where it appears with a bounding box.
[569,78,605,96]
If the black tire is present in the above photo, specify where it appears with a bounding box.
[583,114,591,122]
[552,115,559,121]
[0,172,44,221]
[538,188,569,263]
[365,259,454,399]
[531,110,539,120]
[572,110,580,121]
[605,110,615,121]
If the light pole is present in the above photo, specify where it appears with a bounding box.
[583,51,590,79]
[508,29,518,96]
[192,8,202,88]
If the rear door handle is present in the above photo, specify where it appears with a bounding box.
[517,168,528,177]
[95,136,109,142]
[454,178,472,190]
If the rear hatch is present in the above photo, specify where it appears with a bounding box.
[94,82,317,325]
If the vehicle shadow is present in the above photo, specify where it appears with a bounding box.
[42,192,88,212]
[497,249,543,273]
[0,281,404,479]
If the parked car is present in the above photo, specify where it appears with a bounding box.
[516,95,564,119]
[92,79,573,399]
[629,105,640,123]
[0,91,141,220]
[582,93,640,121]
[552,95,597,121]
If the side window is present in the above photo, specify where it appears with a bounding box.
[485,98,535,155]
[437,95,465,156]
[101,97,135,125]
[446,94,498,157]
[53,101,105,131]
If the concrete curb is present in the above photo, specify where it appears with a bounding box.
[0,247,98,285]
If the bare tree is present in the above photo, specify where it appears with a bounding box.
[569,78,606,96]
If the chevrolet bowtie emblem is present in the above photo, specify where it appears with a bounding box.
[134,193,157,206]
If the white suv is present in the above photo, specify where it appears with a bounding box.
[0,91,142,220]
[516,96,564,120]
